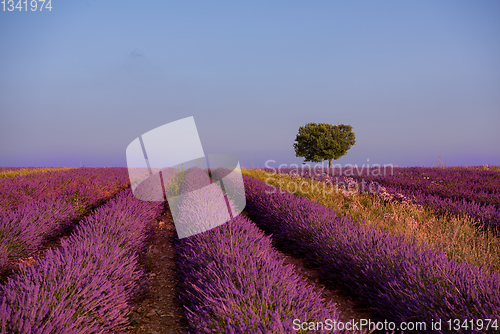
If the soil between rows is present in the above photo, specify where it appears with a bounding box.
[126,210,188,334]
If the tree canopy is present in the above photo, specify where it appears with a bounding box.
[293,123,356,168]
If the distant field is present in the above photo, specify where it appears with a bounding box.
[0,166,74,179]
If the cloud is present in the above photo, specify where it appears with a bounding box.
[130,49,144,58]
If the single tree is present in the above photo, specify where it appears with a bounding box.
[293,123,356,168]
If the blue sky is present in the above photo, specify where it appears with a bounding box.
[1,0,499,168]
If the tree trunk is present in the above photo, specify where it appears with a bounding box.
[329,159,332,169]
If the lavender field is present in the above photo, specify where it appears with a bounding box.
[0,166,499,333]
[327,166,500,231]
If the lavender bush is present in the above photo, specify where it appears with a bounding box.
[0,189,163,333]
[347,167,500,231]
[0,167,129,214]
[243,175,500,333]
[175,214,354,333]
[0,168,131,276]
[275,166,500,232]
[174,167,363,333]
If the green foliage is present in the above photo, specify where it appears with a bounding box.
[293,123,356,167]
[67,190,88,215]
[166,170,186,197]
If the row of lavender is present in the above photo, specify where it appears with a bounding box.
[0,168,130,277]
[0,188,163,333]
[274,166,500,231]
[242,175,500,333]
[348,167,500,229]
[0,167,129,213]
[174,167,357,333]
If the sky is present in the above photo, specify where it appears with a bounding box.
[1,0,499,168]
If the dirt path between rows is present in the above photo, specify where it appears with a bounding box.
[279,253,374,324]
[126,210,188,334]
